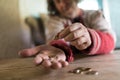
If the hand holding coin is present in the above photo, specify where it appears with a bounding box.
[18,45,69,69]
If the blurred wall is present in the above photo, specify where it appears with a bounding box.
[19,0,47,19]
[0,0,33,59]
[107,0,120,48]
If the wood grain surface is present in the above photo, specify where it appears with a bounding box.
[0,50,120,80]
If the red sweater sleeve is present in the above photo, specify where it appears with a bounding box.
[87,29,115,55]
[49,28,115,62]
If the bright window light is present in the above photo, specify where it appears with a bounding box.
[78,0,99,10]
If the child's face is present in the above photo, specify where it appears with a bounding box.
[53,0,78,19]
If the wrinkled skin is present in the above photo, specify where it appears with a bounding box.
[19,45,69,69]
[53,0,92,50]
[18,0,92,69]
[58,23,92,50]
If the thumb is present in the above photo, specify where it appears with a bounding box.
[18,46,41,57]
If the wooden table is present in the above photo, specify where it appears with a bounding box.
[0,50,120,80]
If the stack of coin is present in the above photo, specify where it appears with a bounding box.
[68,67,99,75]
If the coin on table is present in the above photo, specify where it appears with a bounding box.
[68,69,80,73]
[75,67,92,71]
[74,69,81,74]
[85,70,99,75]
[75,70,84,74]
[68,68,81,74]
[83,68,92,71]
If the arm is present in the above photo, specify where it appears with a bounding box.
[49,10,116,61]
[84,28,115,55]
[85,10,116,55]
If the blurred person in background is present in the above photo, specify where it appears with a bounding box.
[19,0,116,69]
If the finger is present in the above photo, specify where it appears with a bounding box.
[54,53,66,61]
[51,60,62,69]
[59,23,82,38]
[58,27,70,38]
[34,53,49,65]
[64,28,84,41]
[18,46,41,57]
[34,56,43,65]
[42,53,65,69]
[42,59,52,68]
[76,43,89,50]
[71,36,87,46]
[59,60,69,67]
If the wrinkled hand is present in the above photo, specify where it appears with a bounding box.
[18,45,69,69]
[59,23,92,50]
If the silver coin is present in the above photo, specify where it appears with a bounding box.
[85,71,99,75]
[68,67,99,75]
[74,67,92,71]
[73,69,85,74]
[84,68,92,71]
[74,69,81,74]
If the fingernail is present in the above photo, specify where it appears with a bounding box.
[18,51,26,57]
[34,57,42,64]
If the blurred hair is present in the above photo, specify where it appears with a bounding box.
[47,0,82,16]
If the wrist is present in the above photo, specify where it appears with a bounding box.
[50,39,74,62]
